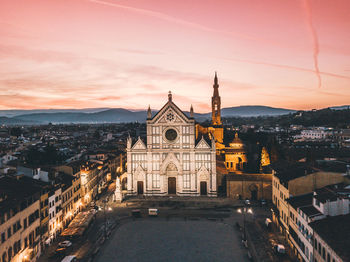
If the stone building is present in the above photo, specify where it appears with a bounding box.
[222,133,248,172]
[226,173,272,200]
[271,162,347,237]
[0,176,43,262]
[126,92,217,197]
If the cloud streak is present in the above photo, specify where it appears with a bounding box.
[303,0,322,88]
[222,57,350,81]
[87,0,300,50]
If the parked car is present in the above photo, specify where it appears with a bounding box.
[148,208,158,216]
[131,209,141,218]
[260,199,267,206]
[274,244,286,255]
[265,218,272,230]
[58,240,72,248]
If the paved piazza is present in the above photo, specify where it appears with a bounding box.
[96,220,250,262]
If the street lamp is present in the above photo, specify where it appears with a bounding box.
[237,206,253,242]
[102,199,108,238]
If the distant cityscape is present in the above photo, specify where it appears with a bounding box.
[0,74,350,262]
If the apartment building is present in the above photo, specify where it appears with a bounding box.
[47,187,62,244]
[311,214,350,262]
[0,176,42,262]
[288,193,324,262]
[286,183,350,262]
[272,162,346,237]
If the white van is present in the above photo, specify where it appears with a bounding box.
[148,208,158,216]
[265,218,272,229]
[61,255,77,262]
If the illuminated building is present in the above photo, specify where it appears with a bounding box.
[127,92,217,196]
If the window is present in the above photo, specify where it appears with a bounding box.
[195,153,211,170]
[152,126,160,134]
[315,199,320,207]
[152,174,160,188]
[131,154,147,170]
[182,126,190,134]
[183,154,190,171]
[7,228,11,239]
[182,135,190,144]
[152,154,160,171]
[322,247,325,259]
[7,247,12,261]
[183,174,190,189]
[152,135,160,144]
[1,232,5,243]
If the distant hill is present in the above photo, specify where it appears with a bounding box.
[221,106,295,117]
[330,105,350,110]
[0,116,39,125]
[0,108,109,118]
[0,105,297,125]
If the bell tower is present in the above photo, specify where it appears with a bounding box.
[212,72,221,125]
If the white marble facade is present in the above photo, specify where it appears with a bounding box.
[126,92,217,197]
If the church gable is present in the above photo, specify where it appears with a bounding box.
[195,137,211,149]
[152,104,189,125]
[149,92,192,125]
[132,137,146,150]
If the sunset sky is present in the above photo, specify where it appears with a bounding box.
[1,0,350,112]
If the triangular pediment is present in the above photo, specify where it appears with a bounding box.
[132,137,146,150]
[135,164,145,173]
[160,152,181,173]
[195,137,211,149]
[158,116,167,123]
[198,165,209,179]
[150,100,192,124]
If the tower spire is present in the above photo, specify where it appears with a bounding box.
[190,104,194,118]
[212,72,221,125]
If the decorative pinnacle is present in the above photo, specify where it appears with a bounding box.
[190,104,194,117]
[147,105,151,119]
[168,91,172,101]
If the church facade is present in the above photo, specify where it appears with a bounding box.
[126,92,217,197]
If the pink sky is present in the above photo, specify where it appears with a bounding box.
[0,0,350,112]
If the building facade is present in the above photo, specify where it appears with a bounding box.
[0,176,43,262]
[48,187,62,244]
[127,92,217,197]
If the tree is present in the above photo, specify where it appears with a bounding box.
[260,147,271,167]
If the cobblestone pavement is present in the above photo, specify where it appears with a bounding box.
[96,219,251,262]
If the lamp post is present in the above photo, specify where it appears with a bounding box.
[237,205,253,242]
[102,199,108,238]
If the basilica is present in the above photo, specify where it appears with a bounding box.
[126,73,271,199]
[126,92,217,197]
